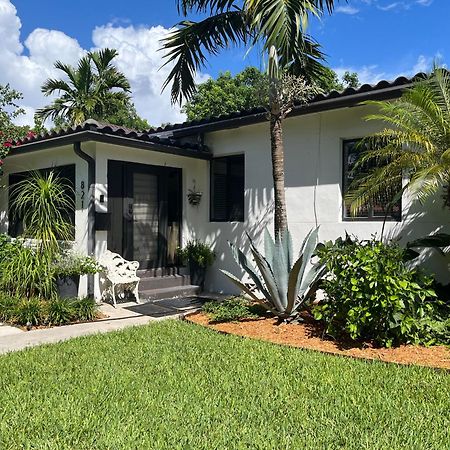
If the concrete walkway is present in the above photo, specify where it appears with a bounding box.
[0,294,220,355]
[0,300,185,355]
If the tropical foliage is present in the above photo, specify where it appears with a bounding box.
[314,237,448,347]
[162,0,338,238]
[0,291,98,327]
[10,170,74,256]
[36,48,132,126]
[222,228,325,319]
[182,66,359,121]
[347,68,450,214]
[0,84,40,174]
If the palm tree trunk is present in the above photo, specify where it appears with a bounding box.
[269,106,288,239]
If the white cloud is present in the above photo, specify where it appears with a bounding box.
[0,0,207,127]
[333,53,441,86]
[335,5,360,15]
[360,0,433,11]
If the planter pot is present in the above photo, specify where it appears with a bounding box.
[189,260,206,289]
[56,275,80,299]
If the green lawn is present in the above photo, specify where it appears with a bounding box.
[0,321,448,449]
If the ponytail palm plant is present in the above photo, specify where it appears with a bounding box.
[11,170,75,257]
[161,0,338,238]
[347,69,450,214]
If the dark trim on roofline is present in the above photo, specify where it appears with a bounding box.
[162,81,412,138]
[8,130,212,160]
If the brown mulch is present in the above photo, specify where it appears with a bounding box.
[187,312,450,370]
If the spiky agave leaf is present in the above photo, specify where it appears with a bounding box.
[220,270,261,302]
[228,241,270,299]
[248,237,284,313]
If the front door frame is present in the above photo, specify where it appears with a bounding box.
[107,160,182,269]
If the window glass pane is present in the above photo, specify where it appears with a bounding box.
[343,139,401,221]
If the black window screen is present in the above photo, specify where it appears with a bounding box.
[211,155,244,222]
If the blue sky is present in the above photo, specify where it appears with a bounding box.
[1,0,447,125]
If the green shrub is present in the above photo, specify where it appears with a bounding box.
[177,240,215,268]
[203,297,262,322]
[72,297,98,322]
[0,293,19,323]
[47,298,74,326]
[0,242,55,299]
[14,298,44,326]
[0,292,99,327]
[53,252,100,278]
[314,238,446,347]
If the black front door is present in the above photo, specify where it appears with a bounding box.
[107,161,181,269]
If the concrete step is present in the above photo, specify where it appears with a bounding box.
[139,285,201,302]
[139,274,191,291]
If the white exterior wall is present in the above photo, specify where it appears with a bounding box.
[0,144,91,296]
[201,104,450,292]
[1,102,448,298]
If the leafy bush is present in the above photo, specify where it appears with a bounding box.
[203,297,262,322]
[222,228,325,320]
[47,298,74,325]
[14,298,44,327]
[0,243,55,299]
[53,251,99,278]
[314,238,447,347]
[177,240,215,268]
[0,293,19,323]
[0,293,99,327]
[72,297,98,321]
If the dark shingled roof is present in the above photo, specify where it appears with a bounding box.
[11,73,426,152]
[150,73,427,137]
[11,119,210,159]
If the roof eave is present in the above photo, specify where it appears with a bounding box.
[8,130,212,160]
[164,82,412,138]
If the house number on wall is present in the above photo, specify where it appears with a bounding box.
[80,181,85,208]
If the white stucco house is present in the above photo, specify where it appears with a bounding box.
[1,73,448,300]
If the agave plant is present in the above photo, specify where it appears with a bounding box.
[221,227,325,319]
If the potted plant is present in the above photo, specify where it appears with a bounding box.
[177,240,215,289]
[53,251,99,298]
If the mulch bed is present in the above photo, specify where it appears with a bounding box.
[187,312,450,370]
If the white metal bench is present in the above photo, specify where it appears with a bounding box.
[99,250,140,307]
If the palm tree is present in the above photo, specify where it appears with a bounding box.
[36,48,131,126]
[347,69,450,215]
[161,0,338,238]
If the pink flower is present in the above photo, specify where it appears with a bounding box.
[0,160,3,166]
[3,142,12,148]
[26,131,35,138]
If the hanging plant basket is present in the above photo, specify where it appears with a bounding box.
[188,189,202,206]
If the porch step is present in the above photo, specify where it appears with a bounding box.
[137,267,186,278]
[139,285,201,302]
[139,274,191,291]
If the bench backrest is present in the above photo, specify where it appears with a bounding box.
[99,250,139,280]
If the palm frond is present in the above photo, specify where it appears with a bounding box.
[349,70,450,211]
[161,10,247,104]
[177,0,236,15]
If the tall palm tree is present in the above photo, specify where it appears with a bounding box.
[161,0,338,238]
[36,48,131,126]
[347,69,450,215]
